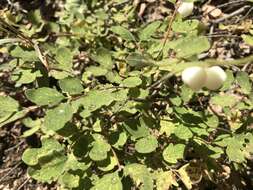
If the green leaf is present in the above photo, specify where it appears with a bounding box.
[215,135,247,163]
[173,35,210,58]
[211,94,238,107]
[226,137,245,163]
[0,109,27,128]
[170,95,182,106]
[109,131,128,149]
[112,89,129,101]
[59,172,80,189]
[178,164,193,189]
[91,172,122,190]
[50,68,71,79]
[163,143,185,164]
[22,124,41,137]
[76,90,115,118]
[65,153,91,171]
[138,21,161,41]
[122,77,142,88]
[244,133,253,159]
[10,46,38,62]
[206,145,223,159]
[236,71,252,94]
[180,85,194,102]
[242,34,253,46]
[174,125,193,140]
[106,71,123,84]
[124,164,153,190]
[205,115,219,128]
[28,151,67,183]
[154,171,178,190]
[123,119,150,140]
[172,18,199,33]
[111,26,136,41]
[160,120,176,137]
[91,47,113,70]
[220,70,234,91]
[135,135,158,154]
[44,103,73,131]
[11,69,42,85]
[0,96,19,117]
[55,47,73,70]
[26,87,65,106]
[97,154,118,171]
[59,77,84,95]
[89,138,111,161]
[22,138,63,166]
[126,53,154,68]
[86,66,108,76]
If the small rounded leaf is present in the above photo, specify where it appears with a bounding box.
[163,143,185,164]
[122,77,142,88]
[181,66,206,91]
[59,77,84,95]
[204,66,227,90]
[25,87,64,106]
[135,136,158,154]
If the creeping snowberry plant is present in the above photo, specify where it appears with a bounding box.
[0,0,253,189]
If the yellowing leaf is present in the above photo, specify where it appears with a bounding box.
[163,143,185,164]
[177,163,203,190]
[124,164,153,190]
[154,171,178,190]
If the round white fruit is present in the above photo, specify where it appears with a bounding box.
[181,66,207,91]
[177,2,194,18]
[204,66,227,90]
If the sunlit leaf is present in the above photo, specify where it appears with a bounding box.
[135,135,158,154]
[91,172,122,190]
[26,87,65,106]
[163,143,185,164]
[44,103,73,131]
[59,77,84,95]
[124,164,153,190]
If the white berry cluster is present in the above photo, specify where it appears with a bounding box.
[181,66,227,91]
[177,1,194,18]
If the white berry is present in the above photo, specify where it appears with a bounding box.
[181,66,207,91]
[204,66,227,90]
[177,2,194,18]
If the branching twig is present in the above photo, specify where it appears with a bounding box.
[33,42,50,71]
[211,5,250,24]
[0,18,55,72]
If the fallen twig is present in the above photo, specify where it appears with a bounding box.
[211,5,250,24]
[0,162,22,183]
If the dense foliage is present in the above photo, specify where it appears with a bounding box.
[0,0,253,189]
